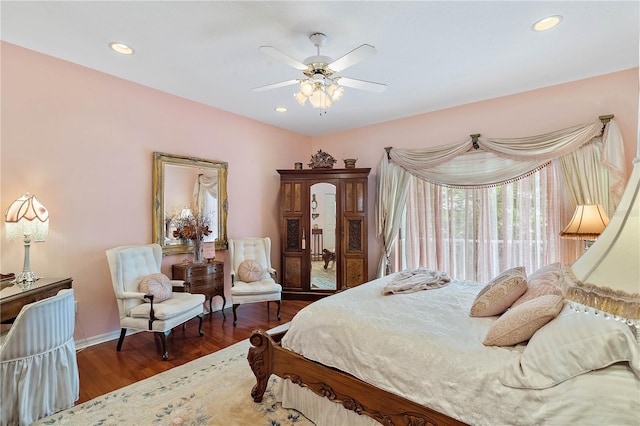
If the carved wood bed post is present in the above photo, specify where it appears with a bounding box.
[248,329,279,402]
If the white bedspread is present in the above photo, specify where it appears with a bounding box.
[281,274,640,425]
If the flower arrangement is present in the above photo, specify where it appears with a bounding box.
[169,208,212,263]
[171,209,212,241]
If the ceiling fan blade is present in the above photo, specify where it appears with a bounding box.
[253,79,300,92]
[328,44,376,73]
[336,77,387,93]
[259,46,308,71]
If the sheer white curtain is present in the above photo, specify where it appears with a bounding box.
[377,119,626,279]
[402,165,562,282]
[193,174,218,241]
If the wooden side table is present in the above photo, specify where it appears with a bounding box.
[172,261,225,317]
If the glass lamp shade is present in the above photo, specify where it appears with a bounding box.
[4,193,49,241]
[299,80,315,97]
[309,90,332,109]
[294,91,307,106]
[327,84,344,101]
[560,204,609,240]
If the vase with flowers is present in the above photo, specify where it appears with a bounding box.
[171,208,212,264]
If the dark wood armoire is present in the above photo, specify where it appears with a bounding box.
[277,168,370,300]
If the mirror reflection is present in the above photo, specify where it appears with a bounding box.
[153,152,228,256]
[310,182,336,290]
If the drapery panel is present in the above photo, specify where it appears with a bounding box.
[193,174,219,241]
[376,119,626,277]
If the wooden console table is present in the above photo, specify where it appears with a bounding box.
[0,277,73,323]
[172,261,225,316]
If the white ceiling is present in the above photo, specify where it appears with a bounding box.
[1,1,638,137]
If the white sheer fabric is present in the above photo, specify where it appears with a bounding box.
[375,159,411,276]
[193,174,219,242]
[377,119,626,278]
[0,289,79,426]
[403,166,563,282]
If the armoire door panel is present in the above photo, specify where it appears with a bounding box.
[344,258,365,287]
[345,218,364,253]
[283,257,303,289]
[285,218,302,250]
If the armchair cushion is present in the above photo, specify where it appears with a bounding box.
[237,260,265,283]
[138,273,173,303]
[129,292,205,320]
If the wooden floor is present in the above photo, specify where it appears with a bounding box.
[75,300,311,404]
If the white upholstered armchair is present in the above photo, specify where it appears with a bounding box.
[229,237,282,326]
[0,289,79,426]
[106,243,205,360]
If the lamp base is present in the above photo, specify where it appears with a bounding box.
[13,271,41,290]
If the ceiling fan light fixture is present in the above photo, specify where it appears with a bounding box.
[300,80,315,97]
[328,84,344,101]
[309,90,332,109]
[294,91,308,105]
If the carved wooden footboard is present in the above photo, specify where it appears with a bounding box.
[248,329,466,426]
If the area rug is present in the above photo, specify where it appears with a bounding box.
[34,336,314,426]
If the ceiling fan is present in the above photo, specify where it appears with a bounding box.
[254,33,387,109]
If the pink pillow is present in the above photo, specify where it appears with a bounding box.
[511,263,562,308]
[138,273,173,303]
[237,260,264,283]
[470,267,527,317]
[483,294,564,346]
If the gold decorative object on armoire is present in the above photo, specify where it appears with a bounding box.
[277,167,370,300]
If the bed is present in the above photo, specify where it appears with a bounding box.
[248,270,640,426]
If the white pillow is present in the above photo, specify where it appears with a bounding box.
[470,266,527,317]
[500,304,640,389]
[483,294,564,346]
[138,273,173,303]
[237,260,265,283]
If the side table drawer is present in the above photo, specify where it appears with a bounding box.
[184,263,222,279]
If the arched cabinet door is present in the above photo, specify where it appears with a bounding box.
[277,168,370,300]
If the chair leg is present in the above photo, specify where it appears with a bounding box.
[197,314,204,336]
[276,300,281,320]
[158,331,169,361]
[233,303,240,327]
[116,328,127,352]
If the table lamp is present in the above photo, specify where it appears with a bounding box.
[560,204,610,250]
[4,193,49,288]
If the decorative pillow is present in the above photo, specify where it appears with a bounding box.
[470,267,527,317]
[483,294,564,346]
[237,260,265,283]
[511,263,563,308]
[500,304,640,389]
[138,273,173,303]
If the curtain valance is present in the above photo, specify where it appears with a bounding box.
[388,121,608,187]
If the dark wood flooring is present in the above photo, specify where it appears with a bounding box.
[75,300,311,404]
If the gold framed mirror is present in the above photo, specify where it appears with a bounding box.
[153,152,228,256]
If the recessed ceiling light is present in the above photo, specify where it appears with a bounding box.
[109,42,135,55]
[275,107,288,113]
[532,15,562,32]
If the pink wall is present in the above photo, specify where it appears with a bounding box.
[1,42,310,342]
[311,68,639,279]
[2,41,638,344]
